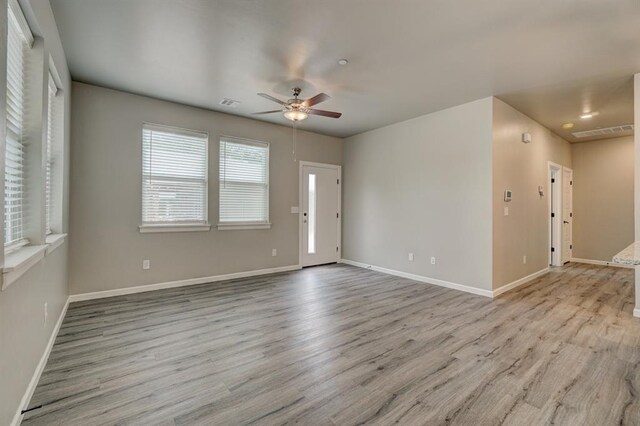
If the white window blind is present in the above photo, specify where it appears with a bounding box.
[45,73,58,235]
[219,137,269,224]
[142,124,208,224]
[4,0,33,250]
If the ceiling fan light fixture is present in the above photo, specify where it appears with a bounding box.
[284,109,309,122]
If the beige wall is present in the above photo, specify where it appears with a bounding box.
[0,1,71,424]
[492,98,572,289]
[572,136,634,262]
[342,98,494,291]
[69,83,342,295]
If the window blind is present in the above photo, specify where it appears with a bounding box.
[45,73,57,235]
[4,1,33,250]
[219,137,269,223]
[142,124,208,224]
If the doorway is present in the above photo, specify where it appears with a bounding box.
[548,162,573,266]
[299,162,341,267]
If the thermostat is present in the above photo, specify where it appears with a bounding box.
[522,132,532,143]
[504,190,512,202]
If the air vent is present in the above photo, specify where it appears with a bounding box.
[219,98,240,108]
[572,124,634,138]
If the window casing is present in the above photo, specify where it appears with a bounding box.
[218,137,270,227]
[141,124,209,226]
[4,0,33,252]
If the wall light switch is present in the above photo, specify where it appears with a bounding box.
[504,206,509,216]
[272,249,277,257]
[431,257,436,265]
[291,206,299,214]
[408,253,414,261]
[143,259,150,270]
[523,255,527,264]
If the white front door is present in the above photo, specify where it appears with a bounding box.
[562,167,573,264]
[301,164,340,267]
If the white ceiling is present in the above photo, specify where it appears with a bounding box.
[50,0,640,140]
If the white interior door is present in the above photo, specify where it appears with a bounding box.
[301,164,340,267]
[562,167,573,263]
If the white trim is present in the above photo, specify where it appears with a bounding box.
[2,245,48,290]
[548,161,563,267]
[139,223,211,233]
[571,257,634,269]
[634,308,640,318]
[45,233,66,255]
[339,259,494,298]
[299,161,342,267]
[68,264,301,302]
[11,298,69,426]
[492,267,550,297]
[217,222,271,231]
[562,166,574,263]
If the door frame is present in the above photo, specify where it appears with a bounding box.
[298,161,342,267]
[548,161,573,267]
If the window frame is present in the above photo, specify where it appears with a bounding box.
[217,136,270,231]
[139,123,211,233]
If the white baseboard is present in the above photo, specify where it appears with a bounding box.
[492,267,550,297]
[68,264,302,303]
[339,259,494,298]
[570,258,634,269]
[11,298,70,426]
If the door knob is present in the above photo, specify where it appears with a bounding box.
[563,221,569,224]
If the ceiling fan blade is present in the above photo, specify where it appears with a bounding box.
[308,108,342,118]
[257,93,287,106]
[253,110,283,115]
[302,93,330,107]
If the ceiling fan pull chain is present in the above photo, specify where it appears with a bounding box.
[292,122,297,162]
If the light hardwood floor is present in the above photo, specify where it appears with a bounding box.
[22,263,640,425]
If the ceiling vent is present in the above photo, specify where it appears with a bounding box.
[572,124,634,139]
[219,98,241,108]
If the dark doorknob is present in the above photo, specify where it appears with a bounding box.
[563,221,569,224]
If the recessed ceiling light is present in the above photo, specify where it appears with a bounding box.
[561,122,574,129]
[337,59,348,66]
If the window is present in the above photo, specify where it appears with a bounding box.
[218,137,270,229]
[45,73,58,235]
[4,0,33,251]
[141,124,209,230]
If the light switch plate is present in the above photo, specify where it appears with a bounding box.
[504,206,509,216]
[291,206,299,214]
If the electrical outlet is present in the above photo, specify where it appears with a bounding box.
[408,253,414,261]
[272,248,277,257]
[142,259,150,270]
[44,302,48,325]
[431,257,436,265]
[523,255,527,264]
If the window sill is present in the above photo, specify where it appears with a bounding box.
[217,222,272,231]
[2,244,48,291]
[46,233,67,255]
[139,223,211,233]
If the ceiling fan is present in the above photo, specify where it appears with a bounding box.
[254,87,342,122]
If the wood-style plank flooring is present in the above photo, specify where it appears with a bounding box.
[22,263,640,425]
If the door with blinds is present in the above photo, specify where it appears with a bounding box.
[301,163,341,267]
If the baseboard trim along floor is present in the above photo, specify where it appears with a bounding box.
[570,257,633,269]
[340,259,550,298]
[12,299,70,426]
[68,264,302,303]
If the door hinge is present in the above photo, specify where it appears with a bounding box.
[337,179,340,184]
[570,181,573,185]
[570,212,572,217]
[551,247,555,252]
[570,244,573,250]
[551,178,555,183]
[336,212,339,218]
[336,246,339,252]
[551,212,555,218]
